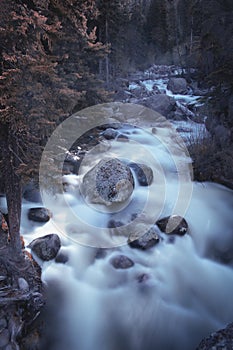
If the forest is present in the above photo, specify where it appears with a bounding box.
[0,0,233,349]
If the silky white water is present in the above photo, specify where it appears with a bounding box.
[3,103,233,350]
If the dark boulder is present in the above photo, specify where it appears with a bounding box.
[128,226,160,250]
[129,162,153,186]
[28,234,61,261]
[28,208,52,223]
[143,94,176,117]
[101,128,118,140]
[167,77,188,94]
[156,215,188,236]
[110,255,134,269]
[82,158,134,205]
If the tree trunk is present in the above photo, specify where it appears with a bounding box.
[105,17,109,86]
[5,165,22,254]
[2,131,22,254]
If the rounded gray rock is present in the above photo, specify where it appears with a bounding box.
[82,158,134,205]
[28,234,61,261]
[28,207,52,223]
[110,255,134,269]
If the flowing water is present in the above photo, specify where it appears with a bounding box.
[1,102,233,349]
[11,102,232,350]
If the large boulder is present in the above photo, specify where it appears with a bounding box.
[156,215,188,236]
[143,94,176,117]
[197,322,233,350]
[82,158,134,206]
[128,226,160,250]
[167,77,188,94]
[28,234,61,261]
[28,207,52,223]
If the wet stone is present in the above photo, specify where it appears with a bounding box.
[128,226,160,250]
[156,215,188,236]
[101,128,118,140]
[55,252,69,264]
[28,207,52,223]
[110,255,134,269]
[137,273,150,283]
[95,249,108,259]
[129,162,153,186]
[28,234,61,261]
[107,219,124,228]
[116,134,129,142]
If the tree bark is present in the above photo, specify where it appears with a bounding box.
[5,163,22,254]
[2,129,22,254]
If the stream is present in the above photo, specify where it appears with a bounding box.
[1,66,233,350]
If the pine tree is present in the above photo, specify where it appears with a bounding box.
[0,0,108,253]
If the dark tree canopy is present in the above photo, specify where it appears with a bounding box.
[0,0,109,251]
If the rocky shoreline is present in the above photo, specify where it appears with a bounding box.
[0,212,44,350]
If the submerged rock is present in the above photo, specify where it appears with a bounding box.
[137,273,150,283]
[156,215,188,236]
[107,219,124,228]
[129,162,153,186]
[23,183,42,203]
[82,158,134,205]
[128,226,160,250]
[28,234,61,261]
[55,251,69,264]
[167,77,188,94]
[28,207,52,223]
[110,255,134,269]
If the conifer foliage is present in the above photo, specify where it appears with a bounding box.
[0,0,108,252]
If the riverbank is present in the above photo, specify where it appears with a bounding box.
[0,212,44,349]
